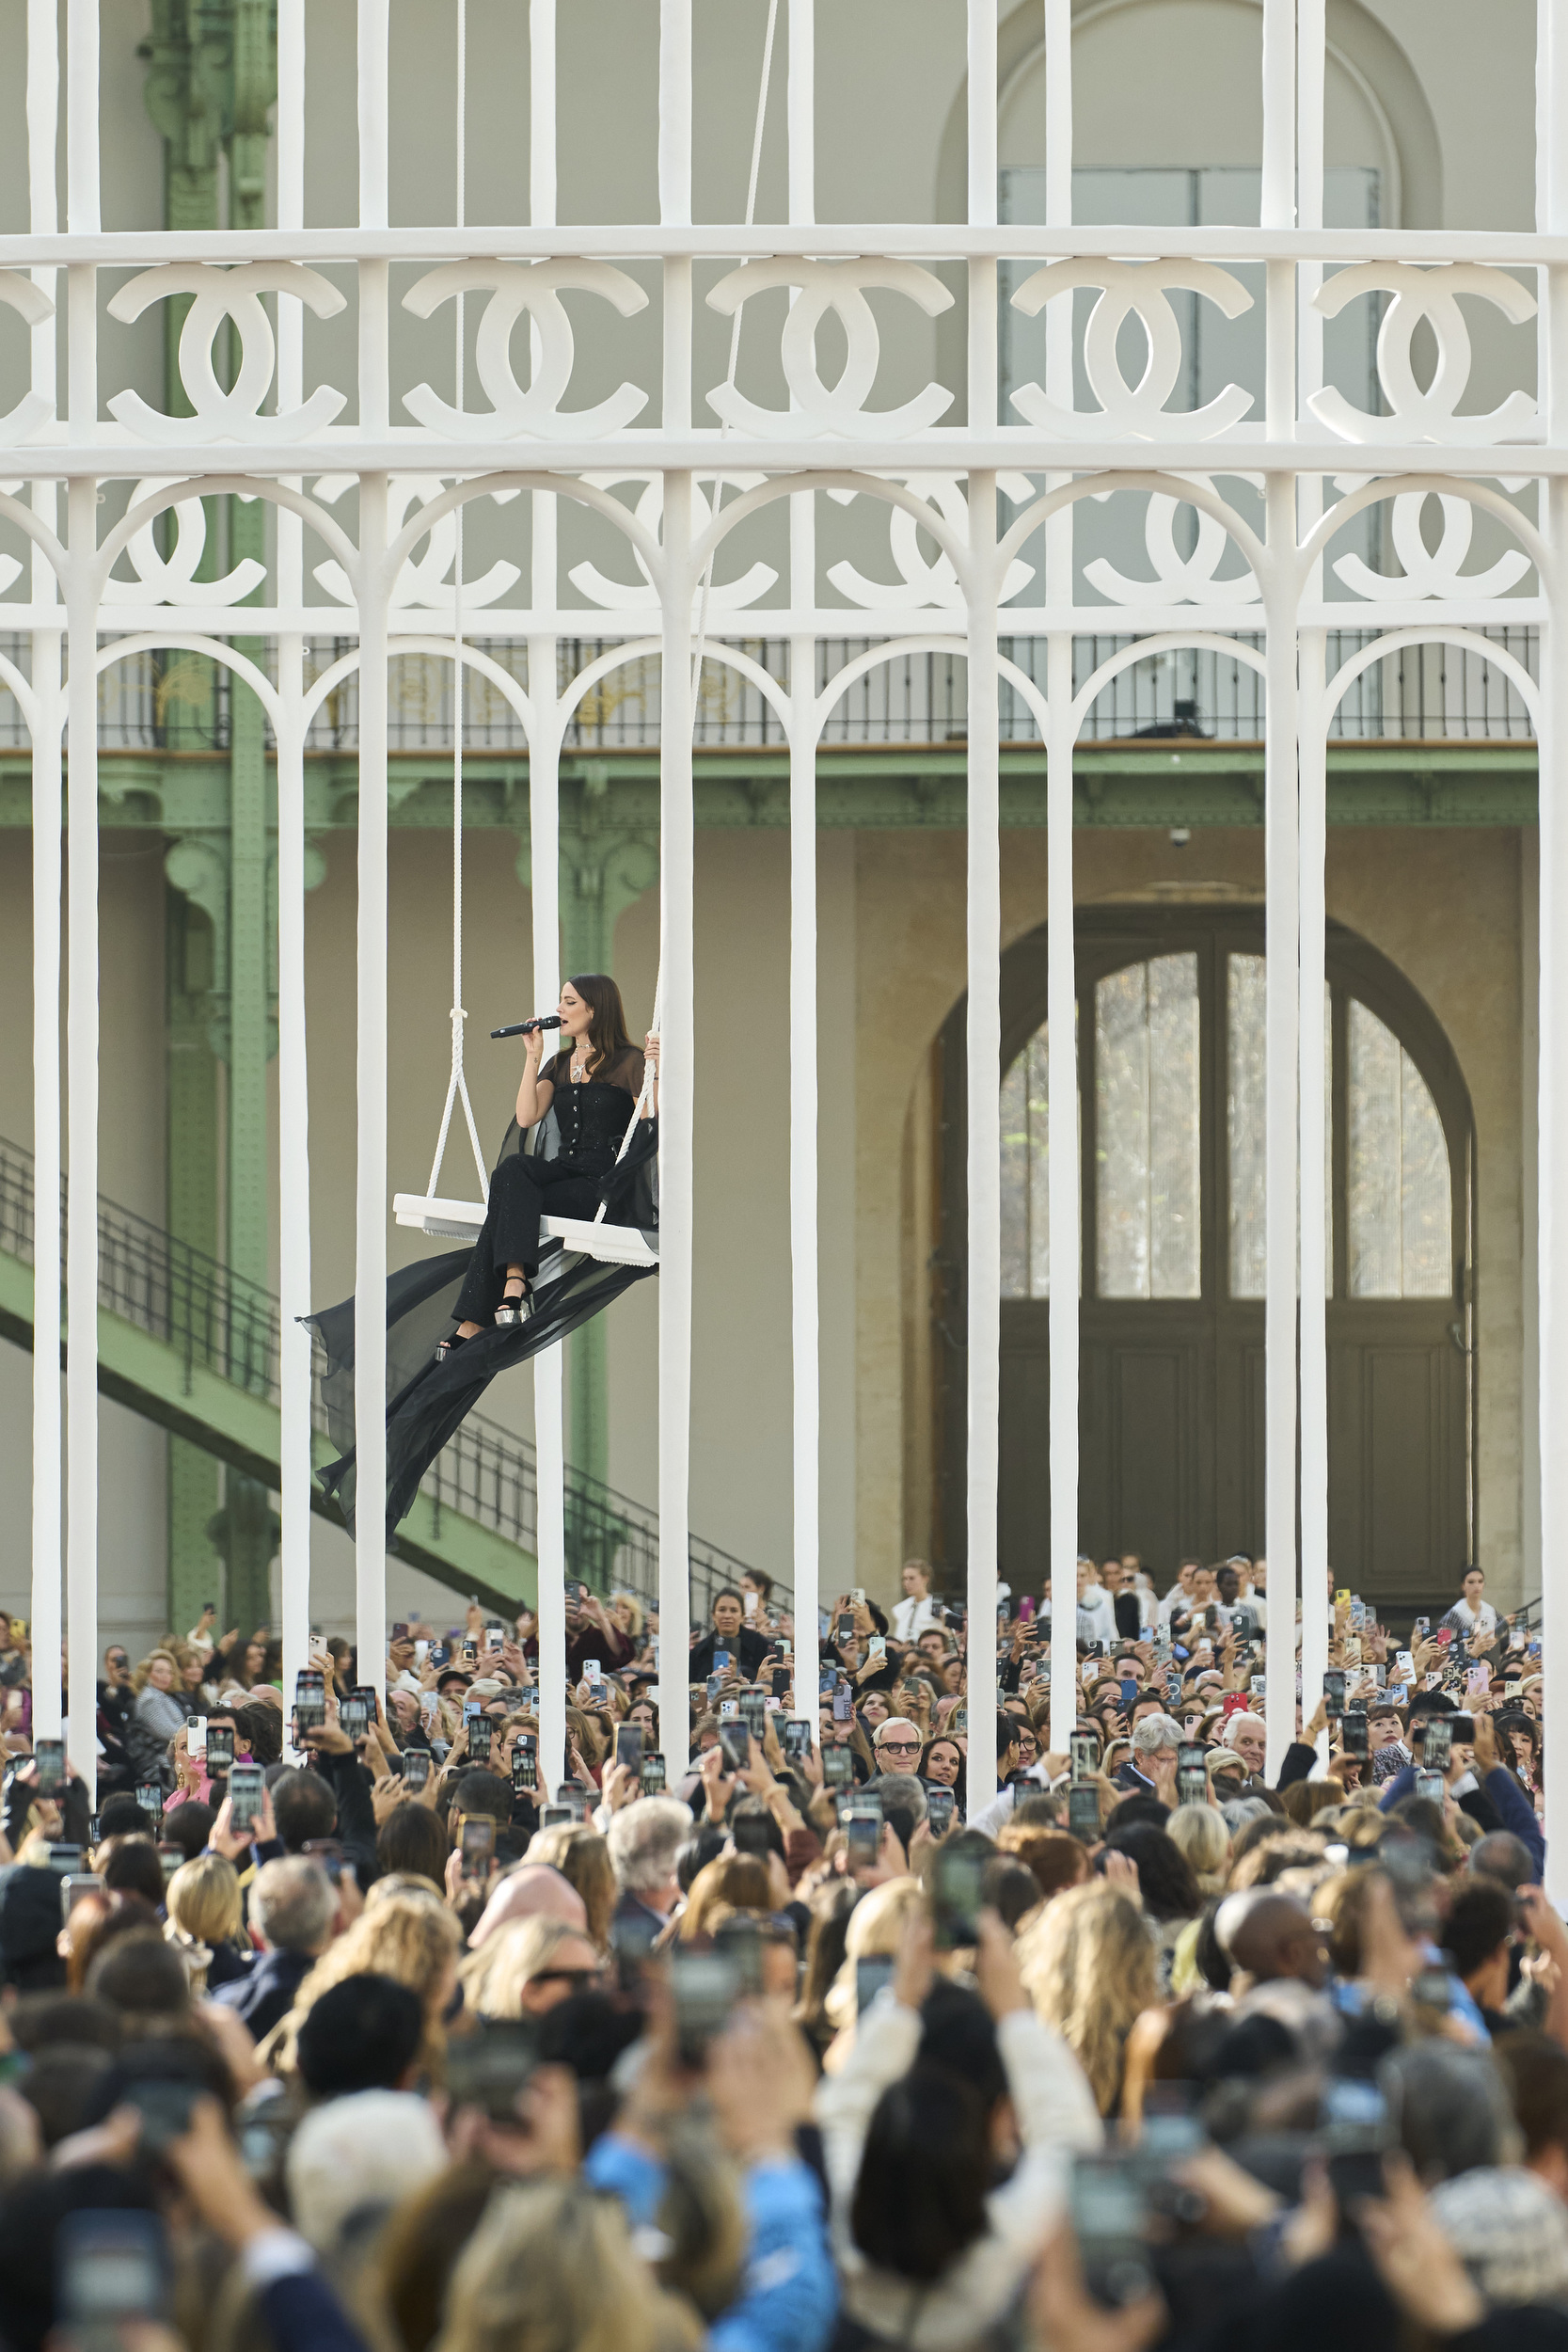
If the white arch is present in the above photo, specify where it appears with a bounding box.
[94,477,360,603]
[1300,476,1548,599]
[1323,623,1540,730]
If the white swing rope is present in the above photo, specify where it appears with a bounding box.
[424,0,490,1209]
[591,0,780,1223]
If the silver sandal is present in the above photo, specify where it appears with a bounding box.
[495,1276,532,1327]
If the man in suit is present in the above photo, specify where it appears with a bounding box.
[213,1855,335,2041]
[607,1794,692,1942]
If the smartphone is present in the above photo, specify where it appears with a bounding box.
[1177,1741,1208,1807]
[1068,1785,1101,1843]
[822,1744,852,1787]
[293,1670,325,1732]
[832,1683,852,1724]
[391,1622,409,1643]
[484,1622,504,1652]
[1449,1715,1476,1746]
[404,1748,432,1793]
[1506,1679,1523,1700]
[125,2075,203,2155]
[926,1787,956,1836]
[738,1692,767,1739]
[461,1638,479,1664]
[33,1737,65,1797]
[718,1699,738,1722]
[1396,1651,1415,1680]
[1465,1665,1490,1699]
[157,1844,182,1885]
[459,1818,497,1883]
[856,1956,895,2015]
[836,1613,854,1644]
[415,1639,429,1665]
[845,1805,882,1868]
[228,1763,265,1833]
[1420,1717,1453,1770]
[1415,1771,1447,1805]
[1119,1677,1138,1711]
[58,2211,170,2331]
[1340,1710,1370,1759]
[784,1716,813,1762]
[184,1714,207,1759]
[770,1665,792,1700]
[59,1870,103,1925]
[640,1754,667,1793]
[671,1948,739,2068]
[931,1843,985,1950]
[444,2018,542,2120]
[512,1736,539,1793]
[614,1724,644,1776]
[135,1784,164,1821]
[719,1722,751,1772]
[743,1589,758,1617]
[1069,2154,1155,2310]
[205,1724,235,1773]
[540,1804,577,1828]
[1436,1627,1453,1648]
[869,1634,887,1663]
[1321,2075,1393,2220]
[1069,1732,1100,1784]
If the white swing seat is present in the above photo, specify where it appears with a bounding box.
[392,1191,659,1268]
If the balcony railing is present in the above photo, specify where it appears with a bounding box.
[0,625,1539,756]
[0,1136,774,1627]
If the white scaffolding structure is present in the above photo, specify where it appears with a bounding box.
[17,0,1567,1859]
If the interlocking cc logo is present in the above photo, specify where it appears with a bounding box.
[1009,259,1255,440]
[402,261,650,439]
[107,262,347,442]
[1308,262,1537,444]
[705,259,955,438]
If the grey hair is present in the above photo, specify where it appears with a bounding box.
[251,1855,335,1955]
[869,1772,927,1821]
[1221,1710,1267,1750]
[1385,2042,1522,2184]
[1130,1712,1183,1756]
[606,1794,692,1894]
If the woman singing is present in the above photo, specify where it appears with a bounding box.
[438,973,658,1358]
[309,972,659,1541]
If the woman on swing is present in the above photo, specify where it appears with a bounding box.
[438,973,658,1361]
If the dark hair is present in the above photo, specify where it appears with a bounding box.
[995,1713,1022,1759]
[1103,1793,1170,1839]
[297,1973,424,2098]
[233,1701,283,1766]
[94,1795,147,1844]
[982,1856,1043,1931]
[455,1770,514,1829]
[16,2044,115,2149]
[1495,2031,1568,2160]
[676,1826,727,1894]
[84,1931,191,2023]
[1101,1823,1200,1923]
[6,1994,119,2056]
[1441,1879,1516,1979]
[851,2063,991,2280]
[270,1766,337,1851]
[565,973,634,1075]
[729,1796,784,1861]
[96,1836,166,1909]
[712,1588,744,1616]
[918,1739,968,1811]
[158,1802,215,1863]
[376,1804,450,1889]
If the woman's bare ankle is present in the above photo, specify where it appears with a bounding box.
[456,1320,483,1340]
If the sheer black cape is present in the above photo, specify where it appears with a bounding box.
[308,1111,657,1540]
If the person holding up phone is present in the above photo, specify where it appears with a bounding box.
[688,1589,773,1687]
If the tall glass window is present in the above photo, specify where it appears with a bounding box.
[1347,998,1452,1295]
[1095,954,1201,1299]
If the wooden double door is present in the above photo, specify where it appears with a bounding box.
[939,908,1474,1612]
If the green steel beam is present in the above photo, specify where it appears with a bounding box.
[0,1248,537,1621]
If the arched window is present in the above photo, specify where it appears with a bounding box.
[1001,946,1453,1302]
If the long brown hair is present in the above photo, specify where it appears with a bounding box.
[566,973,634,1074]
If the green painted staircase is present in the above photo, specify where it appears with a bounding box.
[0,1136,768,1625]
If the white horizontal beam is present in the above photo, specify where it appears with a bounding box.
[0,224,1566,264]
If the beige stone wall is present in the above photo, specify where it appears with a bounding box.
[856,822,1527,1613]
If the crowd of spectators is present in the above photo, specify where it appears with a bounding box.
[0,1551,1553,2352]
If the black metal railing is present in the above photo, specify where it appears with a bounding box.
[0,1135,775,1621]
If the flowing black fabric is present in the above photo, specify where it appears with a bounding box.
[309,1108,658,1541]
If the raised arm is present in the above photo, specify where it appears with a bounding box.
[515,1029,556,1129]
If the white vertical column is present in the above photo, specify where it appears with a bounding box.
[657,474,695,1774]
[1042,0,1079,1760]
[659,0,692,227]
[27,0,62,1738]
[967,476,1001,1809]
[63,0,98,1791]
[1537,0,1568,1900]
[787,0,819,1703]
[277,0,311,1707]
[1295,0,1329,1752]
[1260,0,1298,1784]
[528,0,569,1792]
[354,0,391,1682]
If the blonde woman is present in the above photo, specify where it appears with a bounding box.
[610,1592,645,1644]
[820,1875,926,2052]
[526,1823,616,1952]
[1164,1803,1231,1994]
[132,1650,187,1743]
[678,1854,772,1942]
[165,1853,251,1995]
[433,2174,701,2352]
[274,1883,463,2078]
[461,1915,603,2021]
[1016,1881,1157,2119]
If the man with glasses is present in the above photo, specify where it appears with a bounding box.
[870,1718,925,1775]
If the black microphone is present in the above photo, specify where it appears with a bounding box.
[491,1014,565,1039]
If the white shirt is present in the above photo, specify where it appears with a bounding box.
[1445,1597,1498,1636]
[892,1592,942,1643]
[1074,1585,1117,1646]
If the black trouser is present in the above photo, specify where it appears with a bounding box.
[451,1155,604,1321]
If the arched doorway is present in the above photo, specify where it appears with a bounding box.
[935,905,1475,1611]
